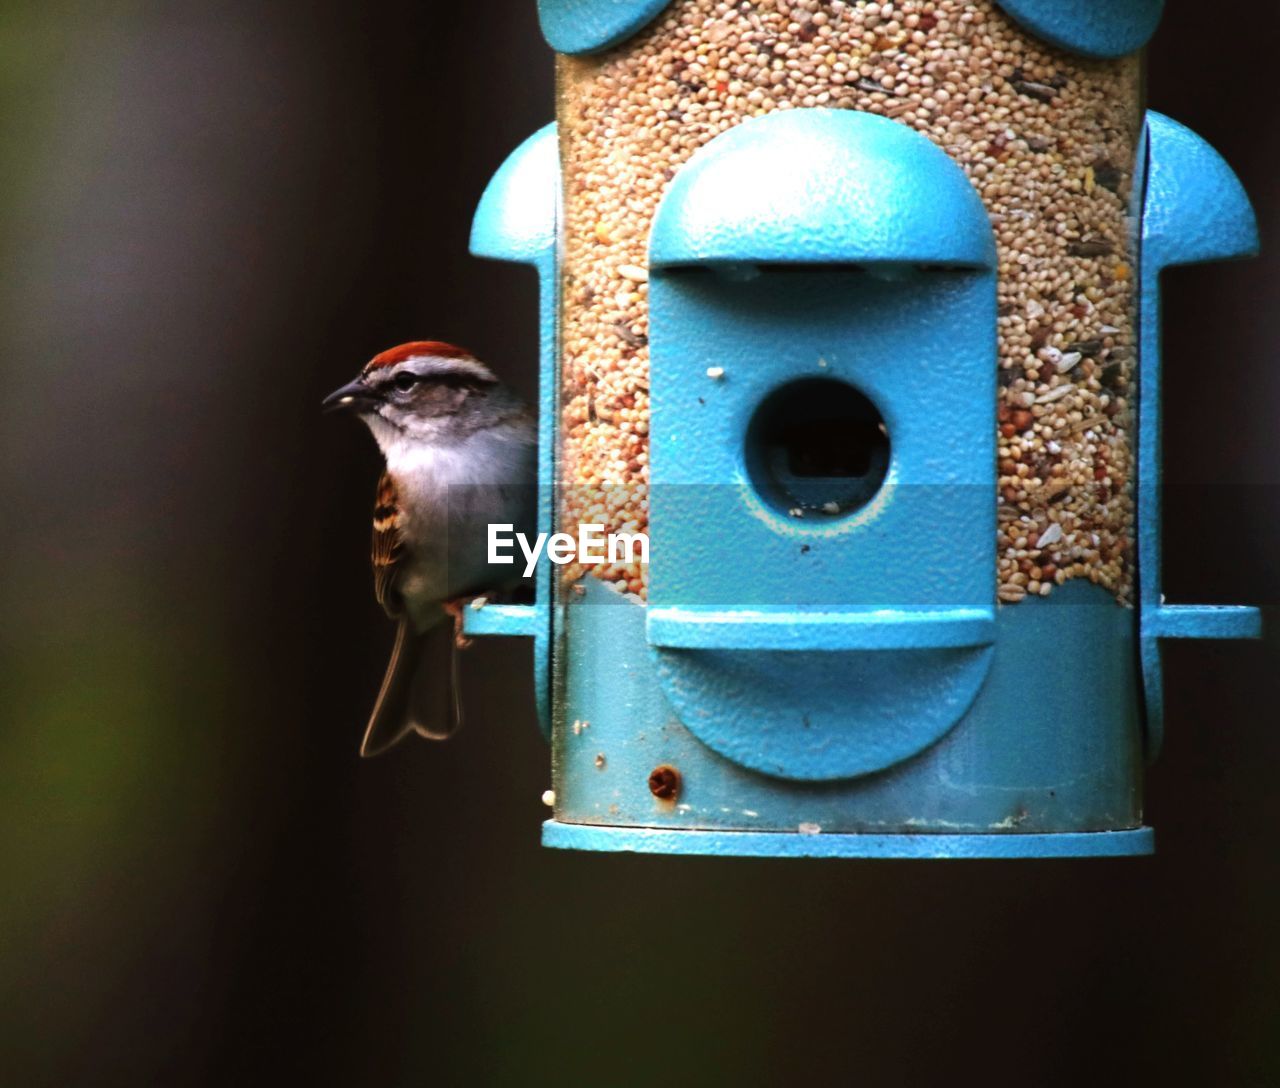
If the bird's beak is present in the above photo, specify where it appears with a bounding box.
[322,377,377,414]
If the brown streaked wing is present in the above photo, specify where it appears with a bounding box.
[372,471,406,616]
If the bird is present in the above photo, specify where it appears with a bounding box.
[323,341,536,756]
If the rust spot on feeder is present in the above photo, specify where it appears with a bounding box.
[648,764,681,802]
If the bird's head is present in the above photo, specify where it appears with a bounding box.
[323,341,505,445]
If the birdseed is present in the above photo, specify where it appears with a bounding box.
[558,0,1140,603]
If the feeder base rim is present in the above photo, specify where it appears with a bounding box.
[541,821,1154,859]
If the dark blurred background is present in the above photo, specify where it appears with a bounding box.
[1,2,1277,1084]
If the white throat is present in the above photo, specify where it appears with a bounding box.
[362,412,531,489]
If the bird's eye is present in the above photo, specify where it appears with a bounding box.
[392,372,419,392]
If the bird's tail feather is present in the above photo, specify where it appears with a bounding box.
[360,618,461,757]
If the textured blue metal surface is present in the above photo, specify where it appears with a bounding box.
[650,110,995,269]
[543,822,1154,859]
[1136,112,1261,762]
[646,110,997,782]
[467,124,560,740]
[460,603,538,638]
[992,0,1163,59]
[556,579,1142,837]
[1148,606,1262,640]
[647,606,995,651]
[651,645,994,782]
[469,123,558,263]
[537,0,672,55]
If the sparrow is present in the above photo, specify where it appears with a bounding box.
[323,341,536,756]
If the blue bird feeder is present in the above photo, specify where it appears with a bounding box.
[462,0,1260,858]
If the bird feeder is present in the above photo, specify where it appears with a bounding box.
[462,0,1260,858]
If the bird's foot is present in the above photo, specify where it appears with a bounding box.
[442,598,475,649]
